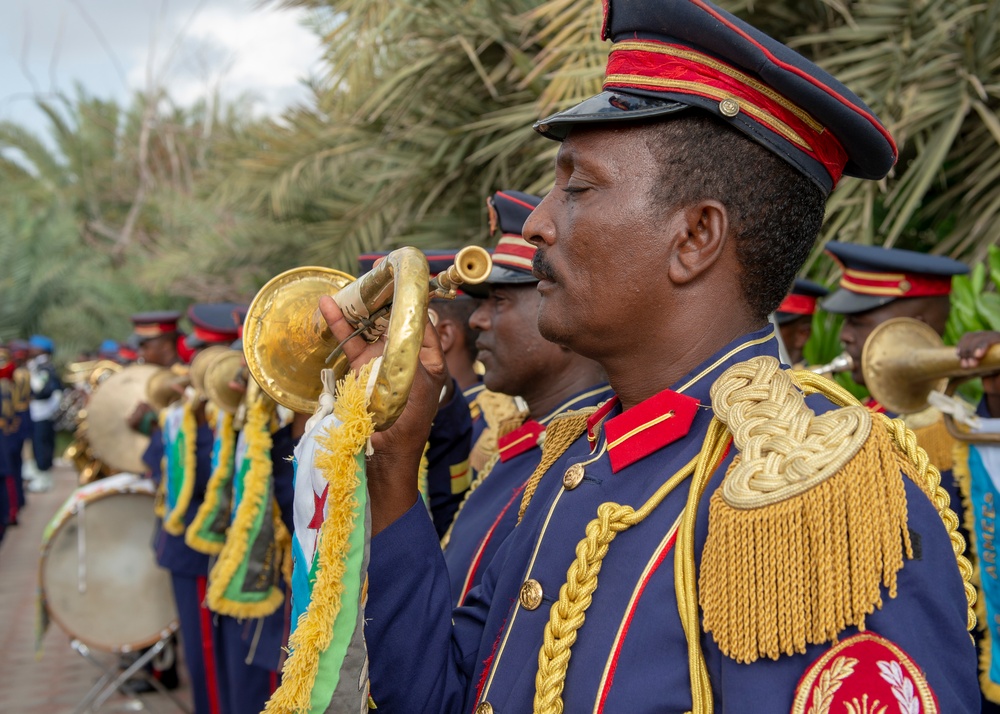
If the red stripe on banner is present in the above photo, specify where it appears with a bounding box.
[596,528,679,712]
[196,576,222,714]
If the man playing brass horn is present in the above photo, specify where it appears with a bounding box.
[315,0,979,711]
[823,243,1000,712]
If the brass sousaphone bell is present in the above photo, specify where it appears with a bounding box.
[244,246,492,430]
[863,317,1000,440]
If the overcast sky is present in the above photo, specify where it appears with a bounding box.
[0,0,324,136]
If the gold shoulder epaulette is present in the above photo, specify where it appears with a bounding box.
[470,390,524,473]
[697,356,974,664]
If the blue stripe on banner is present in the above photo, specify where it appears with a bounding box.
[970,444,1000,686]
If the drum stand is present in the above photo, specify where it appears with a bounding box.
[71,636,191,713]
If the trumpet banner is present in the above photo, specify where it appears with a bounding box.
[206,399,287,618]
[265,367,375,714]
[959,416,1000,704]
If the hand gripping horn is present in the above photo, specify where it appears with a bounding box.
[243,246,491,430]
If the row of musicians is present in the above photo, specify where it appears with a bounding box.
[130,189,1000,713]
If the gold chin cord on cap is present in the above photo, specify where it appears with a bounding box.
[243,245,492,431]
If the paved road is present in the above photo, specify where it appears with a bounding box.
[0,464,190,713]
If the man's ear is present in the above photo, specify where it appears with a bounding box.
[436,319,456,354]
[666,201,730,285]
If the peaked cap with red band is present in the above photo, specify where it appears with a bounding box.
[358,250,473,300]
[184,302,247,349]
[464,190,542,298]
[532,0,897,194]
[822,241,968,315]
[130,310,182,344]
[775,278,828,325]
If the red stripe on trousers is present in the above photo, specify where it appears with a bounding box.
[196,576,221,714]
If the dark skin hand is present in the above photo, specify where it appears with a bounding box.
[318,294,448,536]
[956,330,1000,418]
[126,401,156,432]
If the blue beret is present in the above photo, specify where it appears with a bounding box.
[822,241,968,314]
[533,0,897,194]
[29,334,54,353]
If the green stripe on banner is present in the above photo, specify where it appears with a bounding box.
[310,452,368,712]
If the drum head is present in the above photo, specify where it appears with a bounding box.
[41,490,178,652]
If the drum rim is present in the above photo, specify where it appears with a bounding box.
[39,488,179,653]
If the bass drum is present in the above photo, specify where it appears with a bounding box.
[85,363,162,474]
[39,474,178,652]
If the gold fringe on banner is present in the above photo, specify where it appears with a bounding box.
[163,401,199,536]
[186,411,236,555]
[206,398,284,619]
[265,364,374,714]
[953,441,1000,703]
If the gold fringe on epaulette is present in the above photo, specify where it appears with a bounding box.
[953,441,1000,703]
[417,442,430,513]
[206,397,284,619]
[186,411,236,555]
[908,411,956,474]
[265,364,374,714]
[699,419,911,663]
[163,401,199,536]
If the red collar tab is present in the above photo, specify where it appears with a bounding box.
[602,40,848,186]
[839,266,952,299]
[777,293,817,316]
[587,397,620,447]
[864,397,888,414]
[498,420,546,463]
[604,390,700,473]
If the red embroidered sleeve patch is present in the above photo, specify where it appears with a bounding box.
[791,633,938,714]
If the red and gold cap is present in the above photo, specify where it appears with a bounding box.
[775,279,829,324]
[465,190,542,297]
[822,241,968,315]
[533,0,897,194]
[130,311,181,344]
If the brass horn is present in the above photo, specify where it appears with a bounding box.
[204,350,245,415]
[244,245,492,429]
[808,352,854,377]
[146,364,191,411]
[189,346,231,398]
[862,317,1000,415]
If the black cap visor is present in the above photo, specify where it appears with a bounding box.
[821,288,897,315]
[462,265,538,298]
[534,91,691,140]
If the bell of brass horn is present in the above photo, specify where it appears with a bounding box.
[808,352,854,376]
[205,350,245,415]
[244,245,492,429]
[146,364,191,411]
[189,346,231,398]
[862,317,1000,415]
[86,364,163,473]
